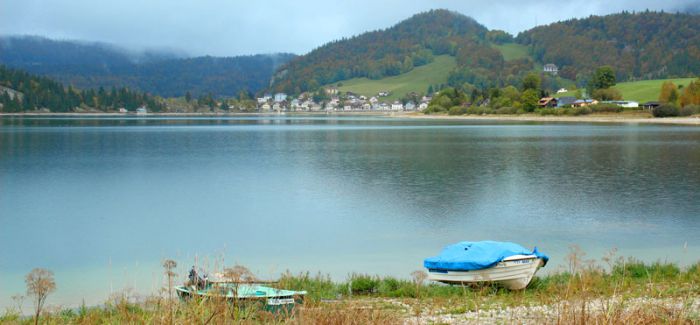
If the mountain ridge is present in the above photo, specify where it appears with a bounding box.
[0,35,295,97]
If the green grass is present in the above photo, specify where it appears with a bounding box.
[613,78,696,103]
[492,43,530,61]
[556,78,697,103]
[335,55,457,101]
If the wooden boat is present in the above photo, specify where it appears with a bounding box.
[175,274,306,313]
[427,254,546,290]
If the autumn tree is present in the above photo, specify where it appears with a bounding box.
[680,79,700,107]
[659,81,680,105]
[25,268,56,325]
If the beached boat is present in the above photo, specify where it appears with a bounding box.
[175,271,306,313]
[424,241,548,290]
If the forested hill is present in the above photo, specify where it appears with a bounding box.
[0,64,165,113]
[270,9,520,94]
[271,10,700,95]
[516,11,700,82]
[0,36,295,97]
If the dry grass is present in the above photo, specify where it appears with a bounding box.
[3,249,699,324]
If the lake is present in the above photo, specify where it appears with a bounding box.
[1,115,699,308]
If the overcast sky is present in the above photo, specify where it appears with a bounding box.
[1,0,697,57]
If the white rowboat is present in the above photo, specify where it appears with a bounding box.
[427,254,544,290]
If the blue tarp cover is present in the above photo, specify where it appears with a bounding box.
[424,241,549,271]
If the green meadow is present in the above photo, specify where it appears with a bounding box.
[557,78,697,103]
[492,43,530,61]
[336,55,456,101]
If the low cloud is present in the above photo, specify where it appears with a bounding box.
[0,0,696,56]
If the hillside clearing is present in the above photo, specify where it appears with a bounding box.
[492,43,530,61]
[335,55,456,101]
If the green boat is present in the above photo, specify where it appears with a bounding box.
[175,280,307,314]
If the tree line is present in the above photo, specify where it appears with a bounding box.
[0,65,165,113]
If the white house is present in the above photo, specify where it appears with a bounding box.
[272,103,285,111]
[391,101,403,111]
[405,102,416,111]
[544,64,558,75]
[274,93,288,102]
[118,108,128,113]
[260,103,271,111]
[418,102,429,111]
[325,87,338,95]
[136,107,147,115]
[605,100,639,108]
[556,88,568,94]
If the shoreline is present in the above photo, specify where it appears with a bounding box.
[398,112,700,125]
[2,111,700,125]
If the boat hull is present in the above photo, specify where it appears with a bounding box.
[428,257,544,290]
[175,286,304,314]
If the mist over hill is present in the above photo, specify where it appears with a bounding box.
[0,36,295,97]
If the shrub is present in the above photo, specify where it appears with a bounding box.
[493,106,518,114]
[652,104,680,117]
[612,259,680,280]
[448,105,468,115]
[536,108,560,116]
[685,104,700,114]
[566,107,592,116]
[679,105,699,116]
[466,106,490,115]
[349,274,379,294]
[423,105,447,114]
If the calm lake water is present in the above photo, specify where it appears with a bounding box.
[1,115,699,308]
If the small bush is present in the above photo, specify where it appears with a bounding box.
[612,259,680,279]
[683,104,700,114]
[652,104,680,117]
[349,274,379,294]
[377,277,417,297]
[565,107,592,116]
[423,105,447,114]
[448,105,468,115]
[493,106,518,114]
[678,105,700,116]
[536,108,560,116]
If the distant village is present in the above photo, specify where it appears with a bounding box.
[251,87,431,113]
[124,63,665,115]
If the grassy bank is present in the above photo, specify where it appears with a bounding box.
[3,254,699,324]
